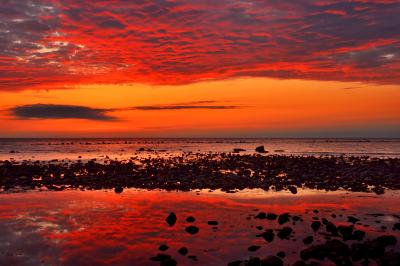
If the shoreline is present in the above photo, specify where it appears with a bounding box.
[1,153,399,194]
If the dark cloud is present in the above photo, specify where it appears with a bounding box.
[11,104,115,121]
[1,0,400,90]
[9,101,240,120]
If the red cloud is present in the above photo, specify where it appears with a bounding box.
[0,0,399,90]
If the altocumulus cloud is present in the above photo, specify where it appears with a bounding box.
[11,104,116,121]
[10,102,241,120]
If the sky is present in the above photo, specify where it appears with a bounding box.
[0,0,399,138]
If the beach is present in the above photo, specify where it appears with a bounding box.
[0,139,399,265]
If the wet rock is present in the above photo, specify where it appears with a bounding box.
[208,221,219,226]
[303,236,314,245]
[161,258,177,266]
[186,216,195,223]
[255,146,267,153]
[347,216,360,224]
[277,227,293,240]
[257,229,275,242]
[393,223,400,231]
[288,186,298,194]
[185,225,199,235]
[166,212,177,227]
[178,247,188,256]
[260,256,283,266]
[277,251,286,258]
[159,244,169,251]
[278,213,290,225]
[114,186,123,194]
[248,245,261,252]
[311,221,321,232]
[149,254,171,261]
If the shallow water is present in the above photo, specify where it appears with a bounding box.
[0,189,399,265]
[1,138,400,161]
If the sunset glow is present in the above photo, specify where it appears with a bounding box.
[1,0,399,137]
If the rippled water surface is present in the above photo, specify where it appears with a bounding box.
[1,138,400,161]
[0,189,399,265]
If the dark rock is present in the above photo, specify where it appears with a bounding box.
[393,223,400,231]
[277,251,286,258]
[278,213,290,225]
[260,255,283,266]
[233,148,246,153]
[257,229,275,242]
[228,261,243,266]
[149,254,171,261]
[166,212,177,227]
[311,221,321,232]
[208,220,218,226]
[178,246,188,256]
[161,258,177,266]
[348,216,360,224]
[185,225,199,235]
[277,227,293,239]
[255,146,267,153]
[255,212,267,219]
[114,186,123,193]
[267,213,278,220]
[248,245,261,252]
[159,244,169,251]
[288,186,298,194]
[303,236,314,245]
[186,216,195,223]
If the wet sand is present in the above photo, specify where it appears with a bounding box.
[0,189,399,265]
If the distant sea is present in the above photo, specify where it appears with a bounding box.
[1,138,399,161]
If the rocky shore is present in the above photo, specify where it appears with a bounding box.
[1,153,399,193]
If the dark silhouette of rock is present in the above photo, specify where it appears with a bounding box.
[277,227,293,239]
[159,244,169,251]
[255,146,267,153]
[166,212,177,226]
[208,220,218,226]
[185,225,199,235]
[257,229,275,242]
[303,236,314,245]
[178,247,188,256]
[311,221,321,232]
[248,245,261,252]
[186,216,195,223]
[260,256,283,266]
[278,213,290,225]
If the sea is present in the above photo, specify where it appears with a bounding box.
[0,138,399,161]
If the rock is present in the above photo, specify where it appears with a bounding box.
[277,227,293,239]
[278,213,290,225]
[137,147,145,151]
[185,225,199,235]
[311,221,321,232]
[288,186,298,194]
[255,146,267,153]
[159,244,169,251]
[178,247,188,256]
[186,216,195,223]
[149,253,171,261]
[379,252,400,266]
[228,261,243,266]
[114,186,123,193]
[347,216,360,224]
[161,258,177,266]
[233,148,246,153]
[248,245,261,252]
[267,213,278,220]
[208,220,218,226]
[303,236,314,245]
[166,212,177,226]
[255,212,267,219]
[257,229,275,242]
[260,255,283,266]
[393,223,400,231]
[277,251,286,258]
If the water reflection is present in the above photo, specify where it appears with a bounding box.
[0,189,399,265]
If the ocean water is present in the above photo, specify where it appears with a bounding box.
[0,138,399,161]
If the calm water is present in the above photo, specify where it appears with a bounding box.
[1,138,400,161]
[0,189,399,266]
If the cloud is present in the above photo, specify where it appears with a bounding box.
[1,0,400,91]
[9,101,240,120]
[11,104,115,121]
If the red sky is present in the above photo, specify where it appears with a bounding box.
[0,0,399,137]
